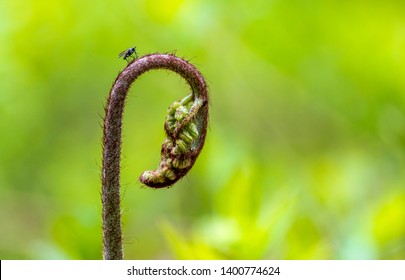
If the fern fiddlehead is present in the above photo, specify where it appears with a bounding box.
[140,92,206,187]
[102,53,209,259]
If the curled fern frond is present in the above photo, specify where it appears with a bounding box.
[140,92,207,188]
[101,53,209,259]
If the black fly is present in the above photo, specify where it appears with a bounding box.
[118,47,137,62]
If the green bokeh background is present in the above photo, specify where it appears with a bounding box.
[1,0,405,259]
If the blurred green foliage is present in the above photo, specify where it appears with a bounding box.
[1,0,404,259]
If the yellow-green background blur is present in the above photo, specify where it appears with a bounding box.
[1,0,405,259]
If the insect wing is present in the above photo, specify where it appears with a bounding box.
[118,49,129,58]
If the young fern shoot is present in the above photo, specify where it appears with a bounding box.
[101,53,209,259]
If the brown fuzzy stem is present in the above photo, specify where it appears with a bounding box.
[101,53,209,259]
